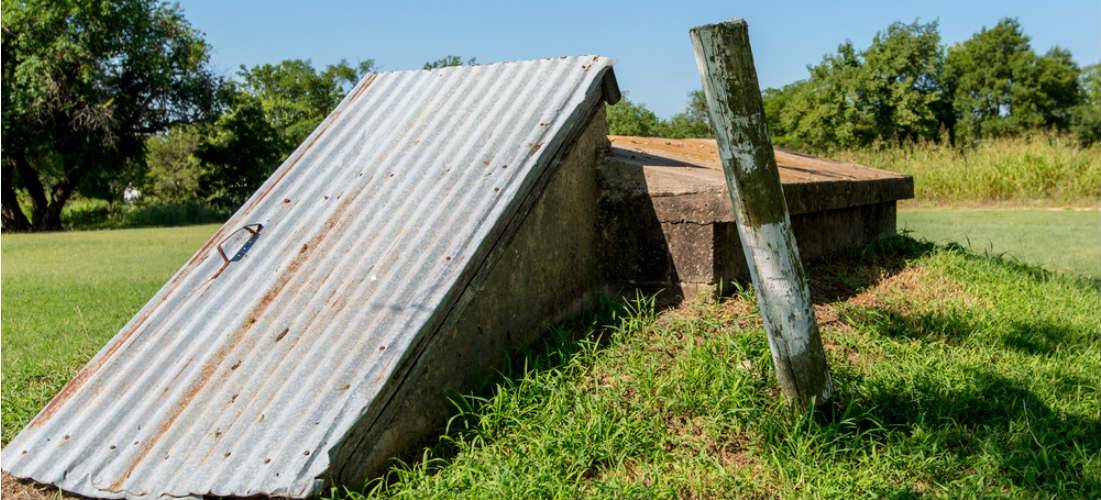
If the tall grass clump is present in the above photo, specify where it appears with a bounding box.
[833,134,1101,206]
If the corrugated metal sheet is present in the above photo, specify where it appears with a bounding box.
[2,56,617,498]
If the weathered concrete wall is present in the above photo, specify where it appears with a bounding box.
[714,201,898,287]
[598,149,910,299]
[599,201,899,300]
[334,107,609,484]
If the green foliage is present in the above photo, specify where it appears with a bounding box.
[761,18,1086,151]
[1,0,218,231]
[662,90,714,138]
[145,125,203,202]
[195,59,374,208]
[423,55,477,70]
[606,91,713,139]
[771,21,949,151]
[775,41,876,150]
[606,97,663,136]
[862,21,950,143]
[1069,64,1101,146]
[61,198,228,230]
[237,58,374,147]
[762,83,802,143]
[945,19,1080,141]
[195,91,286,208]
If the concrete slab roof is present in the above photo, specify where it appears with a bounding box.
[603,135,913,219]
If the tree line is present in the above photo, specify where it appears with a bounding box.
[609,19,1100,152]
[1,0,477,231]
[3,2,1097,231]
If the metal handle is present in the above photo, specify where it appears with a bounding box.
[216,223,263,266]
[210,223,263,279]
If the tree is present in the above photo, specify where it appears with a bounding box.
[945,18,1080,141]
[661,90,713,138]
[423,55,477,69]
[1023,47,1080,130]
[605,97,662,136]
[762,81,807,146]
[145,125,203,202]
[770,21,948,152]
[861,20,950,145]
[196,59,374,208]
[1070,64,1101,146]
[237,58,373,148]
[777,41,877,151]
[2,0,217,231]
[195,92,284,208]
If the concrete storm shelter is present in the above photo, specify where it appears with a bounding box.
[3,57,911,498]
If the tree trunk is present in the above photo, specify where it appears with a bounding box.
[690,19,833,407]
[39,179,77,231]
[9,149,53,229]
[1,161,32,231]
[4,148,80,231]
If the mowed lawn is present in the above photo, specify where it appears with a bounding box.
[1,224,219,443]
[899,209,1100,279]
[2,219,1100,497]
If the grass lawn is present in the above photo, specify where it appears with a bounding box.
[899,209,1100,280]
[1,224,219,443]
[3,225,1100,498]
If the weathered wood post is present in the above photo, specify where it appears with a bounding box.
[689,19,833,407]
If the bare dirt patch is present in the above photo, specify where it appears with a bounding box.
[2,472,80,500]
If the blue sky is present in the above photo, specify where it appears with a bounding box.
[177,0,1099,118]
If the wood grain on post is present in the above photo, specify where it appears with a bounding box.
[689,19,833,407]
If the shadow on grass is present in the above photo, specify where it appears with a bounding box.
[808,234,1101,302]
[1000,318,1084,355]
[811,367,1101,497]
[805,234,936,304]
[840,305,1093,357]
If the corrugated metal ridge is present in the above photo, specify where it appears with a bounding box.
[3,55,616,498]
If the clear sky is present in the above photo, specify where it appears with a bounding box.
[177,0,1099,118]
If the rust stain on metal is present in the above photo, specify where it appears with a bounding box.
[160,358,195,397]
[185,226,229,268]
[348,73,378,102]
[109,193,357,491]
[30,303,156,427]
[107,358,219,491]
[34,224,227,425]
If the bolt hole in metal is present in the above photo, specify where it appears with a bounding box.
[211,223,263,279]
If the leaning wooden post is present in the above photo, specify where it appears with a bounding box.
[689,19,833,407]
